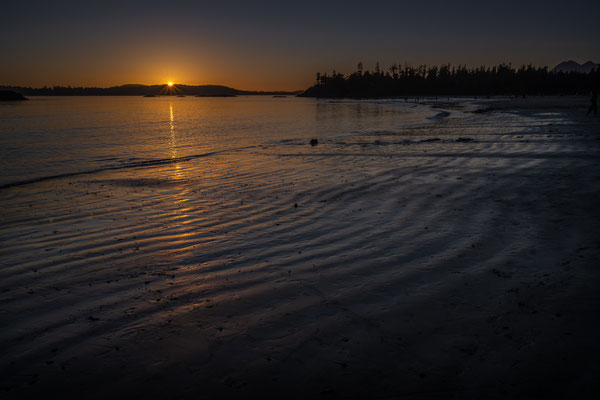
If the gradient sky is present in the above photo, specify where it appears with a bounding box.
[2,0,598,90]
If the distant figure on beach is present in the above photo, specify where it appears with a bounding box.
[587,90,598,116]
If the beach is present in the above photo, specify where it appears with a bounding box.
[1,96,599,398]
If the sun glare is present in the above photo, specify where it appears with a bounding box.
[168,82,174,86]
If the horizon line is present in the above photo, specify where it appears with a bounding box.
[0,82,304,92]
[3,60,597,92]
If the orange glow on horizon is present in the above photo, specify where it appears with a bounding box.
[168,82,174,86]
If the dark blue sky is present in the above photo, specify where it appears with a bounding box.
[2,0,598,89]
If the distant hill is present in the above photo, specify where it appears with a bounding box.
[551,60,599,74]
[0,84,301,97]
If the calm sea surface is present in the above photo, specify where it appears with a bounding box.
[0,96,436,187]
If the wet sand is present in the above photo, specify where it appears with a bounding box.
[1,97,599,398]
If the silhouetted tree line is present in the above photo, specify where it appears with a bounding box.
[300,62,600,98]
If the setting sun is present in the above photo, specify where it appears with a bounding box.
[168,82,174,86]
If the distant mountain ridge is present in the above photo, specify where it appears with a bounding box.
[0,84,300,97]
[551,60,599,73]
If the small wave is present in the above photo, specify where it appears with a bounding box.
[428,110,451,121]
[0,146,256,190]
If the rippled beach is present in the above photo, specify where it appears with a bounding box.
[1,96,599,398]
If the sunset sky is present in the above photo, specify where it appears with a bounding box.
[2,0,598,91]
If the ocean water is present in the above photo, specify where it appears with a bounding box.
[0,96,438,187]
[2,95,598,397]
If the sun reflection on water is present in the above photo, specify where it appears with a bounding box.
[168,102,185,180]
[166,102,192,224]
[169,103,176,160]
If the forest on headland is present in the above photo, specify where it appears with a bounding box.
[299,62,599,98]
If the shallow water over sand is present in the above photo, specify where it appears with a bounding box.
[0,96,440,187]
[1,96,599,398]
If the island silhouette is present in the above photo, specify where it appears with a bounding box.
[0,90,28,101]
[0,84,300,97]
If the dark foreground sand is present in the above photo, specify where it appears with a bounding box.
[1,97,599,399]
